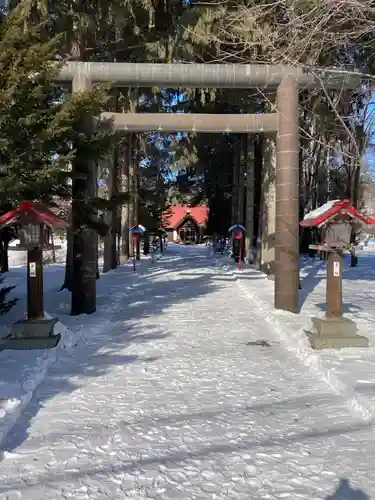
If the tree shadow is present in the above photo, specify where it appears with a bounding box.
[314,302,363,315]
[342,251,375,283]
[326,478,370,499]
[0,251,220,452]
[10,393,345,449]
[298,258,326,311]
[177,271,265,282]
[299,251,375,314]
[0,415,372,494]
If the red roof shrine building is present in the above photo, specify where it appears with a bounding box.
[162,205,208,244]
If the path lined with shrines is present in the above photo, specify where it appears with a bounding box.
[0,246,373,499]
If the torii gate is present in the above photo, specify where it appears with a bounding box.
[56,62,359,314]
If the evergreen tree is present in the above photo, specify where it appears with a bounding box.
[0,2,112,205]
[0,1,118,316]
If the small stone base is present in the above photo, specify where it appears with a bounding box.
[0,318,61,350]
[307,316,369,350]
[0,334,61,350]
[11,318,58,338]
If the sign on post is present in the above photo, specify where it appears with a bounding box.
[29,262,36,278]
[333,261,340,277]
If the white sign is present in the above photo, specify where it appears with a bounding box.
[29,262,36,278]
[333,261,340,277]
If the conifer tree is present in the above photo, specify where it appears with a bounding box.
[0,2,112,205]
[0,1,117,316]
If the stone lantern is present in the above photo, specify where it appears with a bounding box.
[300,199,375,350]
[0,201,69,350]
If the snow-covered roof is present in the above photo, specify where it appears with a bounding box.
[162,205,209,229]
[300,199,375,228]
[130,224,146,233]
[303,200,341,221]
[228,224,246,233]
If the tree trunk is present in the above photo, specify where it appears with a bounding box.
[51,231,56,264]
[60,208,73,291]
[102,155,112,274]
[237,135,246,260]
[259,136,276,276]
[134,135,141,260]
[143,233,150,255]
[94,162,100,280]
[0,235,9,273]
[237,135,246,226]
[127,93,138,260]
[231,134,240,225]
[245,135,255,263]
[96,236,100,279]
[128,133,135,259]
[254,135,264,268]
[112,146,121,268]
[111,147,119,269]
[121,136,130,262]
[103,220,111,273]
[71,74,97,316]
[103,147,119,272]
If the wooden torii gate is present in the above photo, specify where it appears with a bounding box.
[56,62,359,314]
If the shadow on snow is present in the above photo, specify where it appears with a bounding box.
[326,478,369,499]
[299,251,375,314]
[0,413,372,497]
[0,248,220,453]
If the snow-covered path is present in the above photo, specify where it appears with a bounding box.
[0,246,373,499]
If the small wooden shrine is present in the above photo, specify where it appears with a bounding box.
[0,201,68,350]
[300,200,375,350]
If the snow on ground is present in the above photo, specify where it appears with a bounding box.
[0,245,162,448]
[0,244,374,498]
[227,242,375,424]
[8,238,67,269]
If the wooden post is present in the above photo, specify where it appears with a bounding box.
[27,247,44,320]
[326,250,342,318]
[136,238,141,260]
[51,230,56,264]
[238,234,242,271]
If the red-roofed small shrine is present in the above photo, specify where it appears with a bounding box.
[300,199,375,351]
[0,201,68,350]
[162,205,208,244]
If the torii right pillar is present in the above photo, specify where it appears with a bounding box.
[275,76,300,313]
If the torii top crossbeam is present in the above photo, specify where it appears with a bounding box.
[57,62,360,89]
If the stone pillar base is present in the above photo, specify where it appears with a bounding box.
[0,318,60,350]
[307,316,369,350]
